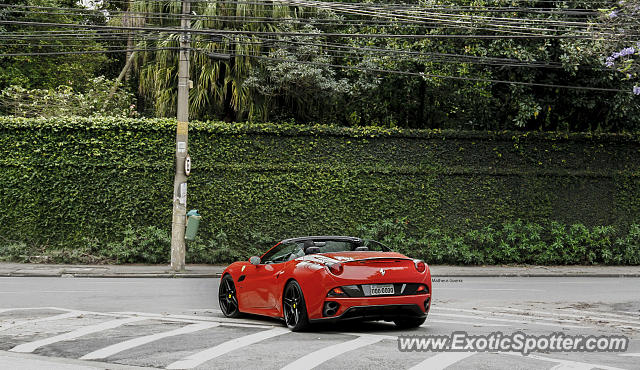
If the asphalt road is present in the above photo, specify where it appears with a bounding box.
[1,276,639,369]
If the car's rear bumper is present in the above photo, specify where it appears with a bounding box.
[308,294,431,322]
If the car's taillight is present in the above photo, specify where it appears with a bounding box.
[416,284,427,293]
[414,260,426,273]
[327,262,344,275]
[327,287,347,297]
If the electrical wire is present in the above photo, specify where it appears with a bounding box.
[2,20,626,40]
[0,47,180,57]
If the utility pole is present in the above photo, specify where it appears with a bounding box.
[171,0,190,271]
[124,0,133,82]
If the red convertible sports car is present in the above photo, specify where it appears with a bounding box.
[218,236,432,331]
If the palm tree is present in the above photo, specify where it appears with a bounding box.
[112,0,299,121]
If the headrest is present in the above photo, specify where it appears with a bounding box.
[303,240,315,250]
[305,246,321,255]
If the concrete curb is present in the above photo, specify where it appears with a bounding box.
[0,263,639,278]
[433,273,640,278]
[2,272,640,278]
[3,273,640,278]
[0,273,224,278]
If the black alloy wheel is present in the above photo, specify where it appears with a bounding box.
[219,274,241,318]
[283,280,310,331]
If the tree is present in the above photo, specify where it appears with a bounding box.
[244,25,351,123]
[0,0,110,90]
[597,1,640,94]
[117,0,301,121]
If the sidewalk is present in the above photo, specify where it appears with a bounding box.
[0,262,638,278]
[0,351,151,370]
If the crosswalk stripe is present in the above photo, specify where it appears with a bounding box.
[0,307,70,314]
[429,313,588,329]
[429,319,509,327]
[619,311,640,316]
[485,307,640,329]
[433,307,585,326]
[79,322,219,360]
[185,308,224,314]
[9,317,147,353]
[0,312,79,332]
[550,364,596,370]
[111,311,276,328]
[489,306,640,322]
[559,308,640,325]
[408,352,477,370]
[499,352,625,370]
[280,335,384,370]
[166,327,289,369]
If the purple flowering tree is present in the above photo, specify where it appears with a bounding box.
[598,1,640,95]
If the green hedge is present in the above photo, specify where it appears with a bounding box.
[1,116,639,264]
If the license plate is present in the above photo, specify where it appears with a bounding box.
[370,284,395,296]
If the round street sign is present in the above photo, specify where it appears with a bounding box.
[185,155,192,176]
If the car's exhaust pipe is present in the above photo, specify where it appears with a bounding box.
[323,301,340,317]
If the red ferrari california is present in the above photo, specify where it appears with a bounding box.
[218,236,432,331]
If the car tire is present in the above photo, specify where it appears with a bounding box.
[283,280,310,332]
[394,317,426,329]
[219,274,241,318]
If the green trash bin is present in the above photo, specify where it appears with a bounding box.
[185,209,201,241]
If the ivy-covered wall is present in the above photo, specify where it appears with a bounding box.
[1,116,639,250]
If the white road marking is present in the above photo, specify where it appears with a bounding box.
[429,313,588,329]
[619,311,640,316]
[550,363,595,370]
[281,334,384,370]
[408,352,477,370]
[619,353,640,357]
[429,319,509,327]
[185,308,224,314]
[490,307,640,322]
[0,290,98,294]
[338,332,397,340]
[0,311,80,332]
[559,308,640,325]
[9,317,147,353]
[433,307,584,325]
[499,352,625,370]
[80,322,219,360]
[112,311,277,328]
[167,327,289,369]
[435,288,544,292]
[0,353,100,370]
[486,307,640,329]
[0,307,70,314]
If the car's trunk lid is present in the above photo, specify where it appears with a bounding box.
[314,252,419,282]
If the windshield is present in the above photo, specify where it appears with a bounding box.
[300,239,391,253]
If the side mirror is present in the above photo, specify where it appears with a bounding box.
[249,256,261,265]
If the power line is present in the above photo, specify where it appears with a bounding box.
[5,8,595,34]
[1,20,624,40]
[2,2,632,43]
[0,3,616,30]
[0,9,603,33]
[0,47,180,57]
